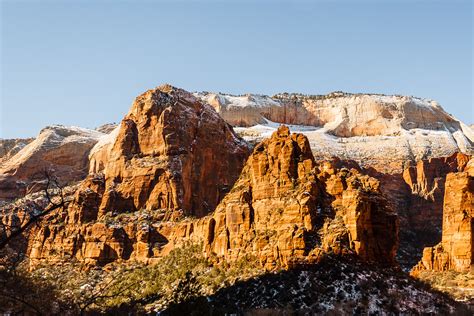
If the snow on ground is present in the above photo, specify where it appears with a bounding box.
[171,256,466,315]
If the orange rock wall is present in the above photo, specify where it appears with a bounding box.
[412,158,474,274]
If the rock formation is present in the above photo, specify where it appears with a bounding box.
[26,121,398,268]
[95,123,118,134]
[203,91,472,269]
[0,126,103,201]
[411,157,474,274]
[78,84,250,219]
[198,92,473,174]
[26,84,251,265]
[375,153,471,267]
[0,138,34,165]
[3,87,470,273]
[175,126,399,268]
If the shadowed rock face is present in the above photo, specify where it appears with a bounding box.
[412,158,474,274]
[365,153,471,268]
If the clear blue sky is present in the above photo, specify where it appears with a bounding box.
[1,0,472,138]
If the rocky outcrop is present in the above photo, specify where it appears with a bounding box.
[164,127,398,268]
[6,85,466,272]
[26,125,398,268]
[412,158,474,274]
[0,138,34,164]
[0,126,103,201]
[376,153,470,267]
[95,123,118,134]
[77,84,250,219]
[204,92,473,174]
[88,126,120,174]
[26,84,251,265]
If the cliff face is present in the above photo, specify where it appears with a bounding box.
[214,90,472,268]
[372,153,471,267]
[0,126,103,201]
[412,158,474,274]
[206,92,473,174]
[27,124,398,268]
[197,93,464,138]
[3,86,470,274]
[0,138,34,165]
[189,126,399,268]
[75,84,250,220]
[26,85,250,265]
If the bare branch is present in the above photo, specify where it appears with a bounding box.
[0,170,68,251]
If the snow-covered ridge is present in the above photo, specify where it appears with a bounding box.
[0,125,104,200]
[195,92,281,109]
[195,90,469,141]
[196,91,442,111]
[235,118,473,174]
[89,126,120,158]
[1,125,103,171]
[196,89,474,173]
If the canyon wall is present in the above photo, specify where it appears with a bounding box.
[20,86,399,268]
[27,126,398,268]
[412,158,474,274]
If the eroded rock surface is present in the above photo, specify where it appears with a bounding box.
[0,126,103,201]
[203,92,473,174]
[26,125,398,268]
[0,138,34,164]
[412,158,474,274]
[83,84,250,218]
[188,126,399,268]
[26,84,251,265]
[370,153,471,267]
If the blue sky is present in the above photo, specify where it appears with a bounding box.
[1,0,472,138]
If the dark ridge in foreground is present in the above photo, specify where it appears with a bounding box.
[160,256,470,316]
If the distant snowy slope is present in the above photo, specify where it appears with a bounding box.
[0,125,103,200]
[198,92,473,173]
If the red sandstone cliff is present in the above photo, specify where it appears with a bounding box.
[25,84,250,265]
[70,84,250,222]
[185,126,399,268]
[27,125,398,268]
[411,158,474,274]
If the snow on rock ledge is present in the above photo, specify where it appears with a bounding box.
[197,92,473,173]
[0,125,104,201]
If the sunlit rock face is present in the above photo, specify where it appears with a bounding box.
[73,84,251,221]
[0,126,103,201]
[26,125,398,268]
[199,91,473,268]
[165,126,399,269]
[0,138,34,164]
[412,157,474,274]
[197,92,473,174]
[27,85,251,266]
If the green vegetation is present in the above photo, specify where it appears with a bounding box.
[1,243,265,314]
[416,270,474,302]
